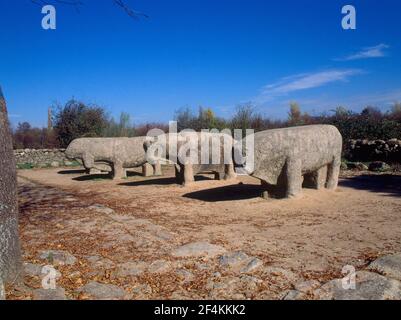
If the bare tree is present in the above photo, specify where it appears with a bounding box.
[113,0,149,19]
[0,86,22,291]
[0,1,148,293]
[31,0,149,19]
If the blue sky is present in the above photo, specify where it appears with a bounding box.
[1,0,401,127]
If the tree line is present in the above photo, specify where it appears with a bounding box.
[11,99,401,150]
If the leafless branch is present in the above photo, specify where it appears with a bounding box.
[113,0,149,20]
[30,0,148,19]
[31,0,83,12]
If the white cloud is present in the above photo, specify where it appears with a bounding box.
[337,44,389,61]
[253,69,362,104]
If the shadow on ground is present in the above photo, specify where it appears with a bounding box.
[184,174,401,202]
[183,183,267,202]
[119,175,213,187]
[58,169,87,175]
[72,174,112,181]
[126,171,143,177]
[339,174,401,197]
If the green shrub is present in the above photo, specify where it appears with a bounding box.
[17,163,34,170]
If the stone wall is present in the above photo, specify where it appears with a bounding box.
[347,139,401,163]
[14,140,401,170]
[13,149,76,168]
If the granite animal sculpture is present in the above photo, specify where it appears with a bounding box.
[0,86,21,287]
[243,125,342,199]
[65,137,162,179]
[145,132,237,185]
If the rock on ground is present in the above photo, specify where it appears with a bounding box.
[218,251,263,273]
[79,281,127,300]
[294,280,321,294]
[262,267,299,285]
[368,254,401,281]
[131,284,152,299]
[24,262,61,279]
[147,260,171,274]
[38,250,77,266]
[314,271,401,300]
[282,290,307,300]
[86,255,115,269]
[24,262,43,277]
[32,287,67,300]
[283,280,321,300]
[115,261,147,277]
[171,242,226,258]
[241,258,263,273]
[219,251,249,268]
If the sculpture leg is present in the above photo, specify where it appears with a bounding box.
[153,161,162,176]
[224,163,237,180]
[326,156,341,190]
[183,164,195,186]
[82,153,94,174]
[112,161,125,180]
[285,158,303,199]
[315,166,328,190]
[142,163,154,177]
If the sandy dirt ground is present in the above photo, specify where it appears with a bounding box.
[8,166,401,300]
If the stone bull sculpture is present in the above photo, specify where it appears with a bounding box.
[244,125,342,199]
[145,132,237,186]
[65,137,162,180]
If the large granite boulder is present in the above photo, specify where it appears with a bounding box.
[0,86,22,288]
[65,137,162,179]
[145,132,236,185]
[314,271,401,300]
[244,125,343,198]
[368,254,401,281]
